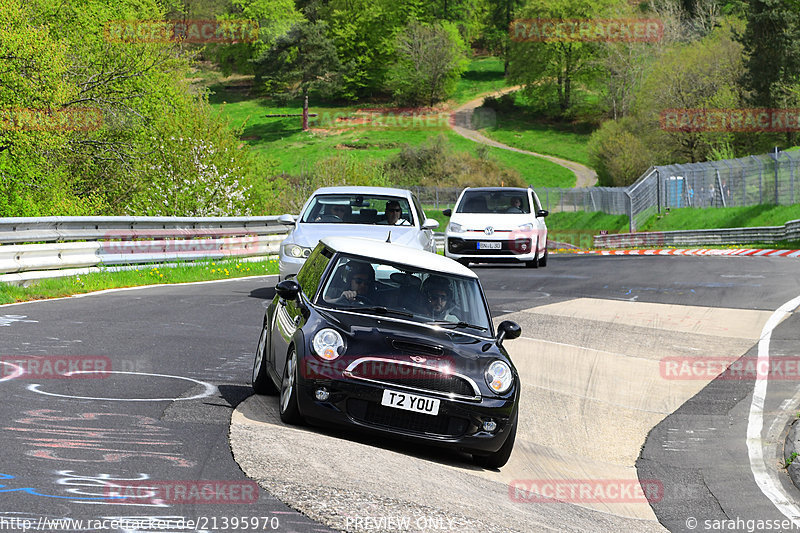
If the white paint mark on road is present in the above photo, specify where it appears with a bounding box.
[747,294,800,525]
[0,315,37,326]
[27,371,217,402]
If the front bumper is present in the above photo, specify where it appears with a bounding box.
[278,253,306,280]
[295,373,517,454]
[445,234,538,262]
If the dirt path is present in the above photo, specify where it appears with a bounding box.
[449,87,598,188]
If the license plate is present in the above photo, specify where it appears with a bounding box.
[477,241,501,250]
[381,390,440,416]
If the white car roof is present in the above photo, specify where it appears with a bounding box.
[321,237,477,279]
[310,186,415,198]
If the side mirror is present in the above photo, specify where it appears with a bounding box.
[278,214,296,225]
[536,209,549,218]
[442,209,452,217]
[496,320,522,344]
[422,218,439,230]
[275,279,301,301]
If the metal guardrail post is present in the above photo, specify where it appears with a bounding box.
[626,190,634,232]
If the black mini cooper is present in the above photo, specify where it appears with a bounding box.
[252,236,522,468]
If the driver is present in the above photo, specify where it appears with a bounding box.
[507,196,524,213]
[420,275,459,322]
[379,200,411,225]
[338,261,375,303]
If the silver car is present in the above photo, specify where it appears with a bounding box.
[278,186,439,279]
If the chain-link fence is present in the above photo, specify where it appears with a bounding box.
[414,149,800,232]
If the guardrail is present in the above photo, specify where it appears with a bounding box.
[594,219,800,248]
[2,215,796,285]
[0,216,288,285]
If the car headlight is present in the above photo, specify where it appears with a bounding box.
[517,223,534,231]
[485,360,513,393]
[448,222,463,233]
[312,329,345,361]
[283,244,312,258]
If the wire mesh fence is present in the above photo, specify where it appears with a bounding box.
[413,149,800,232]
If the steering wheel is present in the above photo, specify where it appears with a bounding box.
[353,294,374,305]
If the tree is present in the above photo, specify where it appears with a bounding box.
[480,0,524,74]
[507,0,616,115]
[253,20,341,130]
[385,20,468,106]
[740,0,800,110]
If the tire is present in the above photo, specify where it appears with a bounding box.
[473,412,517,469]
[252,324,279,395]
[525,239,540,268]
[538,247,548,267]
[279,348,304,424]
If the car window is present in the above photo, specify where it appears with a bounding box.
[318,254,491,331]
[295,244,332,298]
[456,190,530,214]
[300,194,413,225]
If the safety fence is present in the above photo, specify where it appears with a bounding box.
[413,149,800,231]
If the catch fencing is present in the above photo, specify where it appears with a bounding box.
[415,149,800,232]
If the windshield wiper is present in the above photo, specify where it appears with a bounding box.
[341,306,414,318]
[429,320,488,331]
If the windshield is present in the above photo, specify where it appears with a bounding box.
[457,190,530,214]
[301,194,415,226]
[317,255,491,333]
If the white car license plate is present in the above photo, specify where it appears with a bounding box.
[477,241,501,250]
[381,390,440,416]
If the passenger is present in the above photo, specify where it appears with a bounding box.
[421,276,459,322]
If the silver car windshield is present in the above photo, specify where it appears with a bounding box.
[457,191,530,214]
[301,194,414,225]
[318,255,491,332]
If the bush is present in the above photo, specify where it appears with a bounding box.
[383,135,525,188]
[587,119,652,187]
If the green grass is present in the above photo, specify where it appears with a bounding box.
[0,258,278,305]
[639,205,800,232]
[450,57,508,105]
[207,80,574,186]
[478,91,595,167]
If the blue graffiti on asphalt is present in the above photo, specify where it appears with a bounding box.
[0,472,121,500]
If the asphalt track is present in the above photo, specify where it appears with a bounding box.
[1,254,799,532]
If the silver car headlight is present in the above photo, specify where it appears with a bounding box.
[283,244,312,258]
[448,222,463,233]
[517,223,534,231]
[312,329,345,361]
[485,360,513,393]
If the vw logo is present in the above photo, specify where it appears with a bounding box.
[410,356,427,363]
[484,226,494,235]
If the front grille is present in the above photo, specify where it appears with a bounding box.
[347,399,469,437]
[346,359,477,398]
[448,237,532,256]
